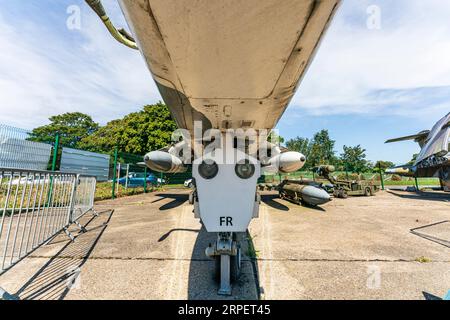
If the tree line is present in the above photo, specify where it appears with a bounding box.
[28,103,395,173]
[28,102,177,156]
[285,130,394,173]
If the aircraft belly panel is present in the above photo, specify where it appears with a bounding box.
[119,0,340,131]
[148,0,312,100]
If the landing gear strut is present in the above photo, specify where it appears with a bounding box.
[205,232,242,295]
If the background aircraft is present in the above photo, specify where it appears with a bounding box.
[386,112,450,191]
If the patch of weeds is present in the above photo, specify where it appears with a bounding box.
[415,256,432,263]
[246,234,260,259]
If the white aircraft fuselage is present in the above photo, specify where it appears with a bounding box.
[90,0,341,294]
[119,0,340,134]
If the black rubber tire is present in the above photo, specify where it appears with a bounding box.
[214,256,220,281]
[364,187,371,197]
[340,190,348,199]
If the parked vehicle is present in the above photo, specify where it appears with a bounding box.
[184,178,193,188]
[118,173,165,187]
[315,166,380,198]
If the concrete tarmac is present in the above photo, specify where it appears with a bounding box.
[0,189,448,300]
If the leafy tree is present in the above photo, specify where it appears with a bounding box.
[267,131,285,145]
[286,137,310,154]
[374,160,395,172]
[340,145,370,173]
[79,102,177,154]
[308,130,337,167]
[286,136,311,167]
[28,112,99,148]
[407,153,419,165]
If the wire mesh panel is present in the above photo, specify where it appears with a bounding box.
[163,169,192,185]
[60,147,110,182]
[0,168,77,275]
[71,176,96,222]
[0,124,52,170]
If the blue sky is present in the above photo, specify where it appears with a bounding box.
[0,0,449,164]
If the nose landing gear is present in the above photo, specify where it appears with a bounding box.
[205,232,242,295]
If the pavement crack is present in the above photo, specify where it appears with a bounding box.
[26,255,449,263]
[26,255,254,262]
[253,258,450,263]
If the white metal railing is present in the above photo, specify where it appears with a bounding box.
[71,176,96,222]
[0,168,97,276]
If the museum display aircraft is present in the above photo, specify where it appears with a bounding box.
[386,112,450,191]
[85,0,341,294]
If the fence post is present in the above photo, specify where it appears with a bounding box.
[415,177,419,191]
[125,164,129,189]
[112,146,118,199]
[67,174,79,225]
[378,163,385,190]
[143,166,147,193]
[47,133,60,205]
[51,133,60,172]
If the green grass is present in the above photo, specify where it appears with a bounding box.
[94,181,187,201]
[246,234,260,259]
[384,178,440,186]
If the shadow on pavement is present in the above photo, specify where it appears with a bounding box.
[422,291,443,300]
[261,194,289,211]
[187,226,260,300]
[410,220,450,248]
[153,193,189,210]
[387,190,450,202]
[14,209,114,300]
[158,228,199,242]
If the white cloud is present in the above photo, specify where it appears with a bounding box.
[0,1,160,129]
[0,0,449,131]
[293,0,450,120]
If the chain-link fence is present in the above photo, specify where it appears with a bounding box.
[1,123,440,201]
[105,151,192,200]
[0,123,195,202]
[0,124,52,170]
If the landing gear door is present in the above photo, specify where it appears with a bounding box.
[193,148,260,233]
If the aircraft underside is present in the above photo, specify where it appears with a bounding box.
[119,0,340,134]
[86,0,340,295]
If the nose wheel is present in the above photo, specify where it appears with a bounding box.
[206,232,242,296]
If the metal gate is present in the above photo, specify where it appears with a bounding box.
[0,168,96,276]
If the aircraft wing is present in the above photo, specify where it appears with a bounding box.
[119,0,340,134]
[385,131,430,144]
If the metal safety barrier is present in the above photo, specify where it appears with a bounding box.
[71,176,96,223]
[0,168,97,276]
